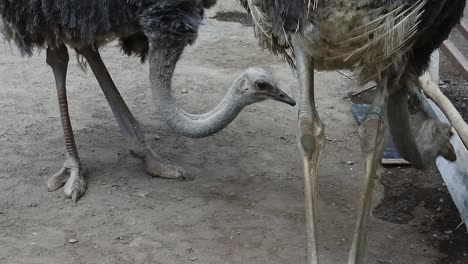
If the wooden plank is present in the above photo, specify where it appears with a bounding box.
[415,84,468,231]
[440,40,468,80]
[419,72,468,149]
[456,19,468,40]
[428,50,440,84]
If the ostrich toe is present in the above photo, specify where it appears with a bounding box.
[47,157,86,203]
[143,149,187,180]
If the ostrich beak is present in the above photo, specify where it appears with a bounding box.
[270,88,296,106]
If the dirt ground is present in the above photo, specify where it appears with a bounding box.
[0,7,467,264]
[439,29,468,123]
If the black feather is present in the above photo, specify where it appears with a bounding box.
[409,0,466,75]
[0,0,206,58]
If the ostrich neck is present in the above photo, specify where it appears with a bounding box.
[149,44,247,138]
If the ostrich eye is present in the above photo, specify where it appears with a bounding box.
[256,81,270,90]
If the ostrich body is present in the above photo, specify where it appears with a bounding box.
[0,0,295,202]
[240,0,466,263]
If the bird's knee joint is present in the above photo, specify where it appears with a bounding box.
[46,45,69,65]
[359,117,385,155]
[298,118,325,157]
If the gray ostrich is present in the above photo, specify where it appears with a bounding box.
[0,0,296,202]
[240,0,466,263]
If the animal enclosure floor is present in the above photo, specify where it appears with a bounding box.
[0,9,466,264]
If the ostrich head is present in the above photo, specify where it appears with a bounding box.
[235,67,296,107]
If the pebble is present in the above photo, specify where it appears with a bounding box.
[346,161,354,165]
[68,238,78,244]
[181,89,189,94]
[444,230,453,235]
[190,257,197,261]
[27,202,39,208]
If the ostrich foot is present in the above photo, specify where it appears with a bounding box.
[47,158,87,203]
[130,149,186,180]
[417,120,456,162]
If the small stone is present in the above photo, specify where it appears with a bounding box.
[68,238,78,244]
[346,161,354,165]
[181,89,189,94]
[443,230,453,235]
[27,202,39,208]
[138,192,148,198]
[190,257,197,261]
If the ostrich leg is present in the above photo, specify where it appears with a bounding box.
[46,45,86,202]
[348,79,389,264]
[292,37,325,264]
[78,47,183,179]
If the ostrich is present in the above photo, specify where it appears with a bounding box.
[238,0,466,263]
[0,0,296,202]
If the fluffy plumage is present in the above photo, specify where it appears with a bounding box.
[242,0,466,82]
[0,0,216,61]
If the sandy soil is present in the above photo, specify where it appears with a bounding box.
[0,6,466,264]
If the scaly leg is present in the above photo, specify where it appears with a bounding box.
[78,47,183,179]
[348,79,389,264]
[46,45,86,203]
[292,37,325,264]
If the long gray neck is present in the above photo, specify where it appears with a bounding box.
[149,44,248,138]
